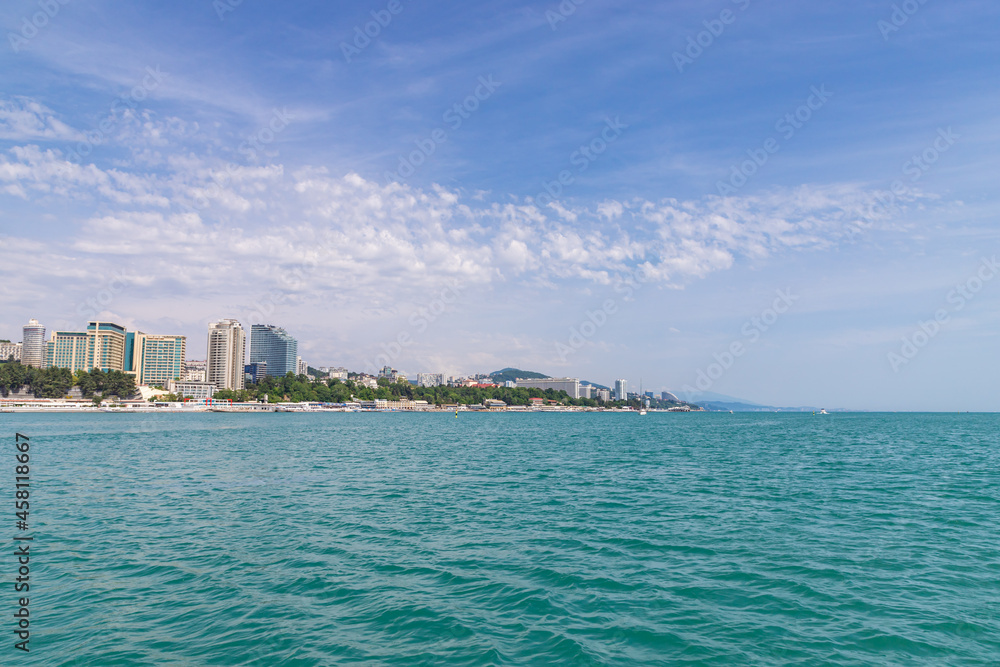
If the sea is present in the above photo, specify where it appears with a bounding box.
[3,412,998,665]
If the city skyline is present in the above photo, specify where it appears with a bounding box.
[5,313,665,398]
[1,2,997,411]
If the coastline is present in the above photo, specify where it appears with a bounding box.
[0,402,699,414]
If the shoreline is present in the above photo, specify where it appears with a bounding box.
[0,405,698,414]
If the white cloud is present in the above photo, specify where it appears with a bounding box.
[0,98,83,142]
[0,140,927,303]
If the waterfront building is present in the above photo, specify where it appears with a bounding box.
[0,341,22,362]
[579,384,593,399]
[167,380,217,400]
[614,379,628,401]
[22,319,46,368]
[126,332,186,387]
[515,377,581,399]
[85,321,127,372]
[44,331,89,371]
[595,388,611,402]
[249,325,298,377]
[47,322,128,373]
[206,319,246,390]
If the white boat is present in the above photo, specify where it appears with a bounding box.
[819,409,829,415]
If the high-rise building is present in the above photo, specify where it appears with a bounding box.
[297,356,308,377]
[249,324,298,378]
[126,332,186,387]
[206,319,246,390]
[579,384,593,399]
[21,319,46,368]
[614,379,628,401]
[595,388,611,402]
[516,377,581,399]
[85,321,127,372]
[44,331,89,371]
[43,322,126,373]
[0,341,21,362]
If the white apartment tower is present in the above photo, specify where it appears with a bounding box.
[206,319,246,390]
[614,379,628,402]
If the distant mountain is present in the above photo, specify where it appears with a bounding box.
[698,401,835,413]
[678,390,839,412]
[582,381,610,390]
[490,368,550,383]
[676,390,764,406]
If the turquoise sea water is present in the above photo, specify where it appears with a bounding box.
[3,412,999,665]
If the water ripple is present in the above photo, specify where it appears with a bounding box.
[4,412,999,664]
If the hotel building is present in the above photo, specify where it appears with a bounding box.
[126,332,186,387]
[45,331,89,371]
[42,321,185,383]
[249,324,298,378]
[85,321,127,372]
[515,377,581,399]
[207,319,246,390]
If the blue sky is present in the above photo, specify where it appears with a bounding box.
[1,0,997,410]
